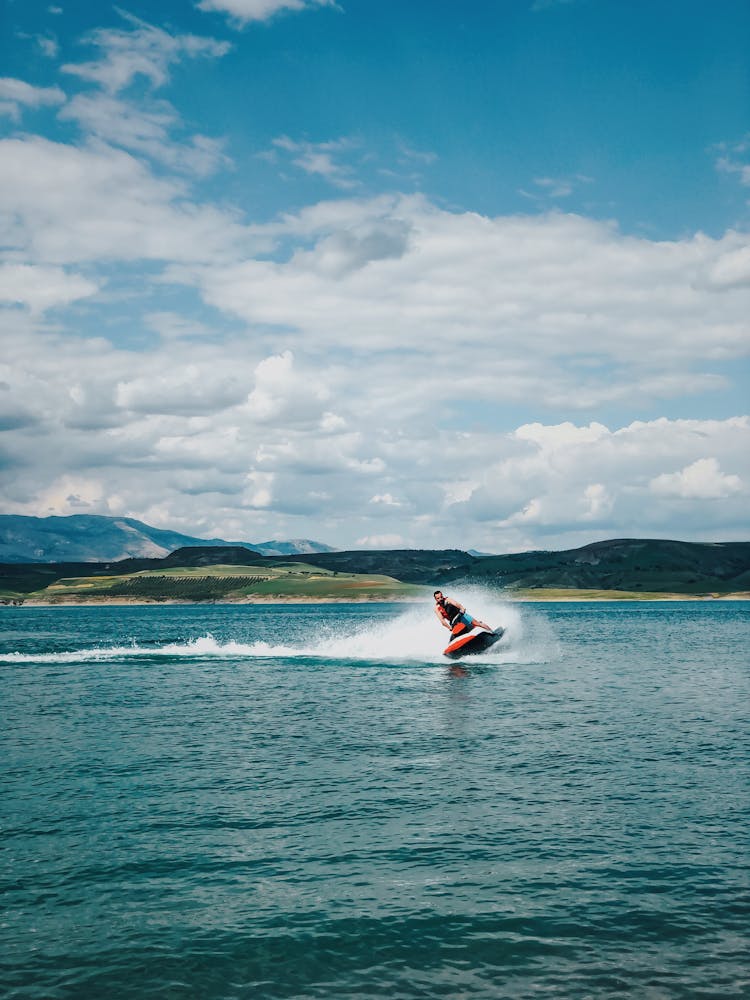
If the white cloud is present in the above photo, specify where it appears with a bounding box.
[2,303,747,547]
[715,135,750,188]
[180,196,750,403]
[37,35,60,58]
[320,411,347,432]
[271,135,360,189]
[0,77,65,119]
[243,471,274,509]
[0,263,98,313]
[708,245,750,289]
[59,93,230,176]
[520,174,594,200]
[61,12,230,93]
[356,533,406,548]
[244,350,331,424]
[115,366,247,416]
[26,474,109,516]
[45,15,232,181]
[396,140,438,166]
[515,421,610,450]
[535,177,573,198]
[650,457,742,500]
[196,0,336,27]
[0,136,254,265]
[582,482,612,519]
[443,480,478,506]
[145,311,215,342]
[369,493,401,506]
[454,417,749,547]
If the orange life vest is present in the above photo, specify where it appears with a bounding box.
[436,599,461,623]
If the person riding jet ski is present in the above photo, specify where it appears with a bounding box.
[435,590,504,659]
[433,591,491,633]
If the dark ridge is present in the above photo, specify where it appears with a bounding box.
[160,546,266,568]
[258,549,477,583]
[1,539,748,599]
[440,539,750,593]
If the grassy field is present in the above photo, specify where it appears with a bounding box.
[6,562,425,603]
[511,588,750,601]
[2,555,749,605]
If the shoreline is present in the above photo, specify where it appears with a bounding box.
[4,592,749,607]
[4,595,424,607]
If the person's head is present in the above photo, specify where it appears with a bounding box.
[434,590,444,604]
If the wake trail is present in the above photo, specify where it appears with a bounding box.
[0,634,299,664]
[0,592,557,665]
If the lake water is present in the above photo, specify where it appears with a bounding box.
[1,598,748,999]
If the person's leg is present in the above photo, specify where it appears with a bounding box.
[471,616,492,631]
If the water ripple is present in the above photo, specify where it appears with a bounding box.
[1,601,748,998]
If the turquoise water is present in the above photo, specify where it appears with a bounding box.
[1,599,748,999]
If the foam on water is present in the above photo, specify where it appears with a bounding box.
[307,596,534,663]
[0,633,296,664]
[0,591,555,665]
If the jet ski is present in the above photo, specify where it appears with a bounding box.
[443,620,505,659]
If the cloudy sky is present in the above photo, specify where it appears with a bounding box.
[1,0,749,551]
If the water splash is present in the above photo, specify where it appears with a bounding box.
[0,633,293,664]
[308,597,526,663]
[0,592,556,665]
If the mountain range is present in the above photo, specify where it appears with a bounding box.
[0,514,334,563]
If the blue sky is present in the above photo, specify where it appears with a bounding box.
[0,0,748,550]
[10,0,744,233]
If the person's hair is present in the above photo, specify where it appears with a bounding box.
[433,591,442,598]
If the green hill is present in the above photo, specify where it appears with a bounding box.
[237,548,477,583]
[1,539,748,603]
[0,545,471,602]
[445,538,750,595]
[0,558,423,603]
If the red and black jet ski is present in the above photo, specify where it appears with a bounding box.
[443,621,505,659]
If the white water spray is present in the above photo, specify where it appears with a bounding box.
[0,590,556,665]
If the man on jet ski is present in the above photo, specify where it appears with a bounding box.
[433,591,491,632]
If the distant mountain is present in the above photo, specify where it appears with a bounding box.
[0,514,333,563]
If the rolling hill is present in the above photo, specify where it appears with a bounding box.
[0,546,474,600]
[442,538,750,595]
[0,538,748,602]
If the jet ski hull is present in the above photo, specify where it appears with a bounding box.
[443,624,505,659]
